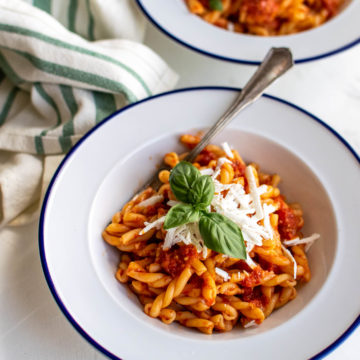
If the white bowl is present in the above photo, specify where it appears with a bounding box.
[39,87,360,360]
[136,0,360,64]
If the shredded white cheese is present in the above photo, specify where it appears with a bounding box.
[163,222,207,257]
[200,168,215,176]
[140,216,165,235]
[245,253,257,269]
[221,142,234,159]
[244,320,257,329]
[211,165,275,265]
[215,267,231,281]
[283,233,320,252]
[281,244,297,280]
[263,203,276,238]
[212,157,231,180]
[227,22,235,32]
[245,165,264,221]
[137,195,164,208]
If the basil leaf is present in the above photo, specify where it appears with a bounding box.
[163,203,200,230]
[169,161,200,203]
[188,175,214,207]
[199,212,246,259]
[209,0,223,11]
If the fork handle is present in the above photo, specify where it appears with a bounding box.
[184,47,293,163]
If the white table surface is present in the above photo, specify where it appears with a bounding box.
[0,20,359,360]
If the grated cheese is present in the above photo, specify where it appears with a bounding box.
[212,157,231,180]
[281,244,297,280]
[140,216,165,235]
[163,222,207,257]
[244,320,257,329]
[211,165,275,262]
[200,168,215,176]
[245,253,257,269]
[245,165,264,221]
[227,22,235,32]
[221,142,234,159]
[263,204,276,238]
[215,267,231,281]
[137,195,164,208]
[283,233,320,252]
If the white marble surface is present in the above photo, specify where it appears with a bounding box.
[0,21,359,360]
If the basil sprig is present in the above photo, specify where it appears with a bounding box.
[163,203,200,229]
[164,161,246,259]
[209,0,223,11]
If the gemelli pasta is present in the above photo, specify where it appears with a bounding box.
[102,134,320,334]
[185,0,346,36]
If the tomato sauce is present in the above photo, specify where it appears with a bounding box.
[241,266,269,288]
[242,286,267,308]
[257,257,281,274]
[275,196,302,240]
[231,159,246,177]
[322,0,342,15]
[142,204,162,216]
[195,148,217,167]
[240,0,280,26]
[159,244,199,277]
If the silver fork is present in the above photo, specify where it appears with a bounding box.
[141,47,293,192]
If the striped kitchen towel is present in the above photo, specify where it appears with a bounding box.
[0,0,178,227]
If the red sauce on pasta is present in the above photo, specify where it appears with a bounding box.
[276,196,301,240]
[241,266,271,288]
[196,149,217,166]
[186,0,344,36]
[143,204,160,216]
[159,244,199,277]
[322,0,343,15]
[240,0,280,26]
[242,287,267,308]
[231,159,246,177]
[186,275,203,290]
[258,257,282,274]
[236,259,254,273]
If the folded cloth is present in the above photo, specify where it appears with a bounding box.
[0,0,178,228]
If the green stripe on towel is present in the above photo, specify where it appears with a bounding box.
[0,86,19,126]
[68,0,78,33]
[34,83,62,153]
[0,51,24,85]
[93,91,117,124]
[86,0,95,41]
[59,84,77,152]
[34,135,45,155]
[0,24,152,96]
[33,0,52,14]
[3,46,138,103]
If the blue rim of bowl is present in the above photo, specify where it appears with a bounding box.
[135,0,360,65]
[39,87,360,360]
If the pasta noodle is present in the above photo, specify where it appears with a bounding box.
[102,134,319,334]
[185,0,346,36]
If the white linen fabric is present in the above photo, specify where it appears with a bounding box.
[0,0,178,227]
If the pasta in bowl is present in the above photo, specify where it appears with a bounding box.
[39,88,359,359]
[136,0,359,63]
[185,0,347,36]
[102,134,321,334]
